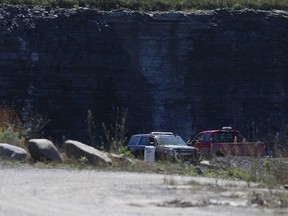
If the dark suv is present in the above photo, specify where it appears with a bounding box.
[127,132,200,164]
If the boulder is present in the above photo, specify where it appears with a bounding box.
[0,143,27,161]
[63,140,112,166]
[28,139,63,162]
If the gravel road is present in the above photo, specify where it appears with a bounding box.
[0,165,287,216]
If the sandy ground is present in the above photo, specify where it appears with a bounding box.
[0,166,287,216]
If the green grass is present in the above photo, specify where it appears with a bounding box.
[1,0,288,11]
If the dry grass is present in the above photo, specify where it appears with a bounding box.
[206,156,288,187]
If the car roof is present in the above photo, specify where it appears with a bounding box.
[132,132,174,137]
[131,134,151,137]
[200,129,239,134]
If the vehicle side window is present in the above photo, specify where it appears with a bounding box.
[213,132,234,142]
[221,132,233,142]
[195,133,211,143]
[195,134,204,142]
[128,136,140,146]
[138,136,149,146]
[213,133,220,142]
[203,133,211,142]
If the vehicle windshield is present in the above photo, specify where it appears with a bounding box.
[155,135,187,146]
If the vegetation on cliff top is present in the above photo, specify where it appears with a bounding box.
[0,0,288,11]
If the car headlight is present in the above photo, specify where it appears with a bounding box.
[168,148,176,156]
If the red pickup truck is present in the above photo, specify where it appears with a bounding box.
[188,127,266,158]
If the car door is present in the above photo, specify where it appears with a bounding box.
[194,132,212,158]
[135,136,150,158]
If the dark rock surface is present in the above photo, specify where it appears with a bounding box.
[0,4,288,146]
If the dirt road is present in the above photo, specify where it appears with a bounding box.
[0,166,287,216]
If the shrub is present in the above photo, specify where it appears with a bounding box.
[119,146,134,158]
[0,103,24,147]
[228,168,256,182]
[0,103,22,133]
[0,103,50,148]
[21,108,50,140]
[0,125,23,146]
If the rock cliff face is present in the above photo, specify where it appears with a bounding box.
[0,5,288,145]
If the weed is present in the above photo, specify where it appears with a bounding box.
[86,109,96,147]
[263,159,271,175]
[102,106,128,153]
[21,108,50,140]
[271,127,288,157]
[78,156,88,165]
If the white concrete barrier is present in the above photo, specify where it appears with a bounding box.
[144,146,155,163]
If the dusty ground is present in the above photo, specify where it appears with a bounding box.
[0,163,287,216]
